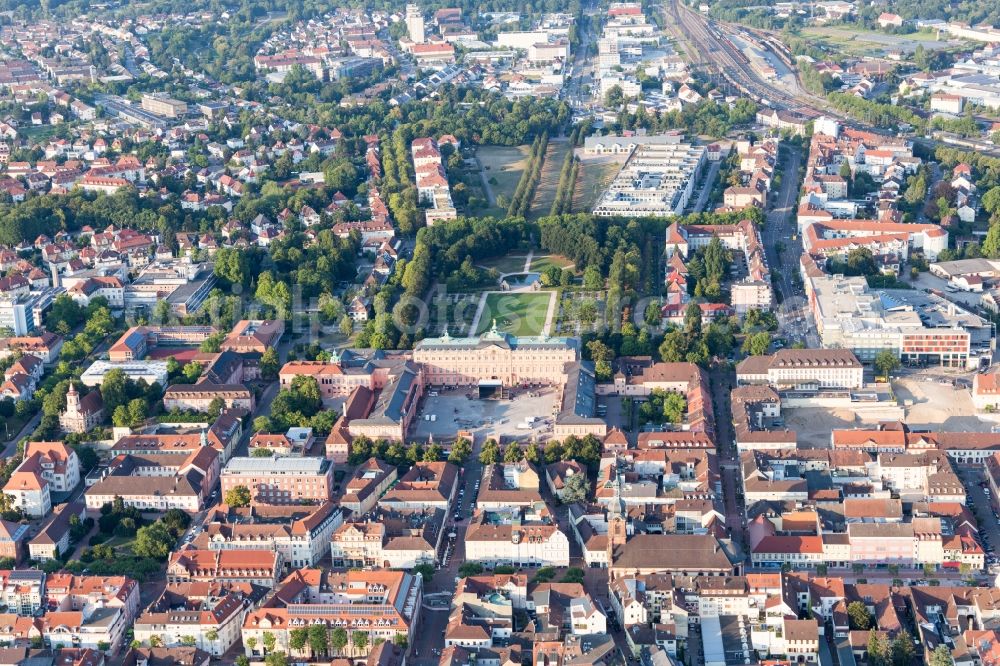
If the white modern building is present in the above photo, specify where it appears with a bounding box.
[593,140,706,218]
[80,360,170,388]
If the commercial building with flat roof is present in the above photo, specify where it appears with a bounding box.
[802,255,985,368]
[80,360,169,388]
[141,94,188,118]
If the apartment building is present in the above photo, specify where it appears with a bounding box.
[198,502,344,570]
[330,508,445,569]
[19,441,80,494]
[465,506,570,567]
[532,583,607,636]
[3,459,52,519]
[141,94,188,118]
[219,456,333,505]
[0,353,42,403]
[595,450,719,508]
[973,371,1000,411]
[341,458,398,514]
[167,547,282,588]
[241,569,422,660]
[133,583,252,656]
[84,445,219,513]
[446,573,527,648]
[731,385,797,452]
[379,461,459,511]
[803,219,948,263]
[411,137,456,225]
[37,605,132,652]
[29,502,85,562]
[665,219,773,314]
[405,4,425,43]
[751,514,981,571]
[477,462,543,509]
[0,569,46,615]
[831,421,1000,465]
[593,141,706,218]
[0,330,63,364]
[220,319,285,354]
[44,573,141,628]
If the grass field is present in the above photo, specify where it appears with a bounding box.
[530,140,572,218]
[479,255,530,274]
[477,145,532,206]
[476,292,552,337]
[800,26,955,55]
[102,535,138,555]
[574,158,621,213]
[19,125,58,144]
[530,254,575,274]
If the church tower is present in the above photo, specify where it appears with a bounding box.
[65,382,81,415]
[606,454,627,578]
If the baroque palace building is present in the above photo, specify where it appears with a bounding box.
[413,323,579,391]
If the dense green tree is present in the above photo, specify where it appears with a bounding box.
[449,437,472,463]
[848,601,872,630]
[479,439,500,465]
[742,332,771,356]
[458,562,484,577]
[889,633,914,666]
[983,224,1000,258]
[929,645,954,666]
[329,627,348,655]
[260,347,279,380]
[659,330,688,362]
[503,442,524,462]
[133,522,174,560]
[874,350,900,379]
[225,485,252,507]
[561,473,590,503]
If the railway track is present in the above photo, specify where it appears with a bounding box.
[665,0,831,115]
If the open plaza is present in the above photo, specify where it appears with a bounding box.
[410,384,559,443]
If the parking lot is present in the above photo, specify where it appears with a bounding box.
[411,385,559,442]
[961,469,1000,574]
[911,271,985,310]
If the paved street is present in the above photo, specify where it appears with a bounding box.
[709,368,745,556]
[2,411,41,458]
[689,160,721,213]
[761,146,802,305]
